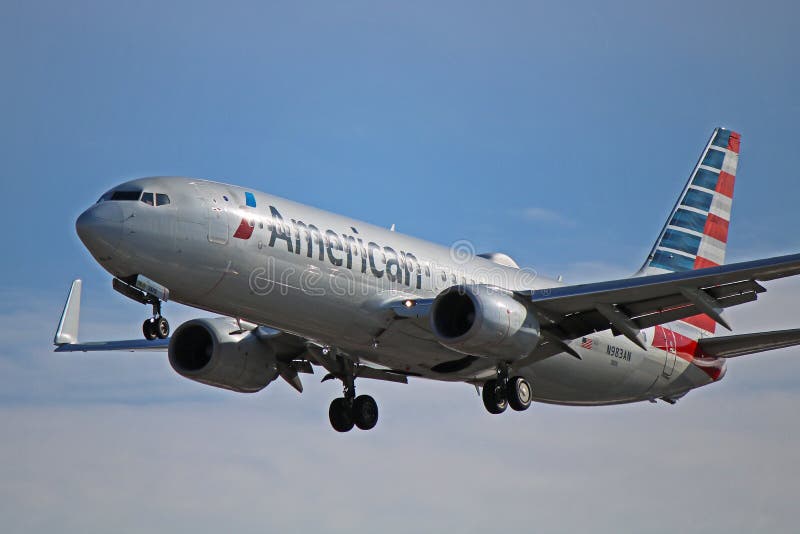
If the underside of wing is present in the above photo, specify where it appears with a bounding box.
[54,279,414,392]
[54,339,171,352]
[520,253,800,348]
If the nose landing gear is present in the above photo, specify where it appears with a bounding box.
[112,277,170,341]
[482,366,532,414]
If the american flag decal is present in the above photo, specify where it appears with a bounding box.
[580,337,593,350]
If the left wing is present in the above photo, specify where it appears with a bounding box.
[518,253,800,353]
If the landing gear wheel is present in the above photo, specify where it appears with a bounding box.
[155,317,170,339]
[329,397,354,432]
[482,379,507,414]
[142,319,157,341]
[352,395,379,430]
[507,376,532,411]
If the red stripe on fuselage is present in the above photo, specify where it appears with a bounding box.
[233,218,254,239]
[652,325,724,381]
[653,325,698,362]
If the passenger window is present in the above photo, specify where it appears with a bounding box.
[141,192,154,205]
[156,193,171,206]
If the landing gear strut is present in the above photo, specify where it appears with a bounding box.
[327,357,379,432]
[142,299,169,341]
[482,366,532,414]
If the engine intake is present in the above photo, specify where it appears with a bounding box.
[430,285,540,360]
[168,317,279,393]
[170,324,213,371]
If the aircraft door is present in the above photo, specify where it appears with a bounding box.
[208,202,229,244]
[171,183,232,298]
[197,185,229,245]
[663,324,678,377]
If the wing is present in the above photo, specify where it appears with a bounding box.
[55,338,170,352]
[53,280,169,352]
[54,279,409,391]
[516,253,800,359]
[697,329,800,358]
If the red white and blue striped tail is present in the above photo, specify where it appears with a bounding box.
[638,127,740,333]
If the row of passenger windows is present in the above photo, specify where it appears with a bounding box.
[98,189,170,206]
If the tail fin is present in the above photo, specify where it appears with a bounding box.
[640,128,740,275]
[638,127,741,334]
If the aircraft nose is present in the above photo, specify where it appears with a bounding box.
[75,202,124,261]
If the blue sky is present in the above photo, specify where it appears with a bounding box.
[2,1,800,532]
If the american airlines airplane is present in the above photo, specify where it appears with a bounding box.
[55,128,800,432]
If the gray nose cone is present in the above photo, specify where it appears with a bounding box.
[76,202,124,261]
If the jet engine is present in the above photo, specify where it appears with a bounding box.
[168,317,279,392]
[430,285,541,360]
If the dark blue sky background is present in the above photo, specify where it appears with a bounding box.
[2,1,799,532]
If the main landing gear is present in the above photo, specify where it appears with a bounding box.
[142,299,169,341]
[482,366,532,414]
[326,357,379,432]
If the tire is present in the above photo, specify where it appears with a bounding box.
[481,379,507,414]
[507,376,532,411]
[143,319,157,341]
[155,317,170,339]
[352,395,379,430]
[329,397,354,432]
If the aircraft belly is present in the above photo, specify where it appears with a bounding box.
[515,336,669,405]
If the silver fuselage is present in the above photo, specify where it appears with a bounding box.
[77,176,721,405]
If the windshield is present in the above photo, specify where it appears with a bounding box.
[97,188,143,203]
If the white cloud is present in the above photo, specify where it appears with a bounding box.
[1,277,800,533]
[1,387,800,534]
[518,207,577,227]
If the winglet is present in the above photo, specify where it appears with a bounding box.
[54,280,82,345]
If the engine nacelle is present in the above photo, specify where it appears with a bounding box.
[168,317,279,393]
[430,285,540,360]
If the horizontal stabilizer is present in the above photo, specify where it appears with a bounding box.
[698,328,800,358]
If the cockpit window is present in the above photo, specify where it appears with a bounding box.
[96,187,167,205]
[109,189,142,201]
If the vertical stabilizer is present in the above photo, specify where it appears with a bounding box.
[638,128,741,333]
[640,128,739,275]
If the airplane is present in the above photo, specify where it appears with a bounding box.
[55,128,800,432]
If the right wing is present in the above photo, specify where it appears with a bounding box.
[697,329,800,358]
[513,253,800,363]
